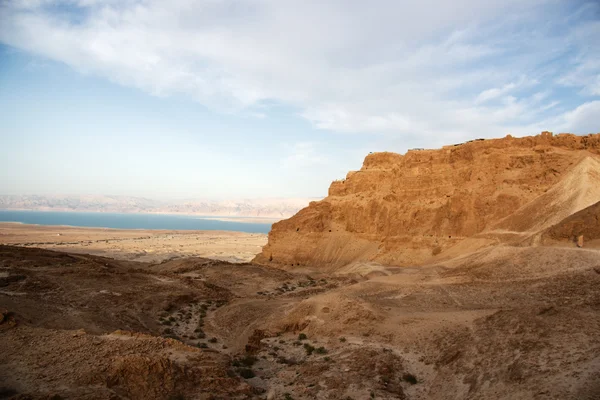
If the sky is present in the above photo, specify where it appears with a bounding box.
[0,0,599,200]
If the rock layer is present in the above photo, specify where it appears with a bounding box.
[255,132,600,269]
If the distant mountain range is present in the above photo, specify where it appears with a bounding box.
[0,195,319,220]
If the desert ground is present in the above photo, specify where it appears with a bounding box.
[0,223,267,263]
[1,229,599,399]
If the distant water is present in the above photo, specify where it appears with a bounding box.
[0,210,272,234]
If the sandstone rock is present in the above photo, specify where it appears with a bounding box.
[255,132,600,269]
[543,201,600,244]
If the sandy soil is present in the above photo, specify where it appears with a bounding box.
[0,223,267,263]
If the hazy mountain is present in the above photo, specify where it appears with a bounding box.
[0,195,319,220]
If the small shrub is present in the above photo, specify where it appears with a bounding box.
[284,393,294,400]
[339,337,346,342]
[240,355,258,366]
[238,368,255,379]
[197,343,208,349]
[298,333,307,340]
[402,373,418,385]
[324,357,331,362]
[315,346,327,354]
[208,337,218,343]
[303,343,315,355]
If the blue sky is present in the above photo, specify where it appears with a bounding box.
[0,0,599,199]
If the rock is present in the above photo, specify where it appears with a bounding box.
[0,309,16,328]
[255,132,600,269]
[245,329,271,354]
[543,202,600,243]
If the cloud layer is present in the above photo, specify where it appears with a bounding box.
[1,0,599,143]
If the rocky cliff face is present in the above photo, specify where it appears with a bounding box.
[255,132,600,269]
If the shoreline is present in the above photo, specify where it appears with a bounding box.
[0,221,266,234]
[0,209,277,234]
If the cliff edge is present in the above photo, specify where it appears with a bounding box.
[254,132,600,269]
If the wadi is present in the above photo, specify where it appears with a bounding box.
[1,132,599,400]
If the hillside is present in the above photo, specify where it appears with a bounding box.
[255,132,600,269]
[2,238,599,399]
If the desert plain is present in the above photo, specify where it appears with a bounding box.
[0,222,267,263]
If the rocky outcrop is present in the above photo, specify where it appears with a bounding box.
[255,132,600,269]
[542,200,600,244]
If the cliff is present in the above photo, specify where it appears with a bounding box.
[254,132,600,269]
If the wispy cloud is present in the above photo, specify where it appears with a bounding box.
[0,0,598,143]
[281,142,327,169]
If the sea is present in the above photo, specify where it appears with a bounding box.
[0,210,272,234]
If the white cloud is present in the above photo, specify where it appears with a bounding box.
[281,142,327,169]
[0,0,598,142]
[556,101,600,133]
